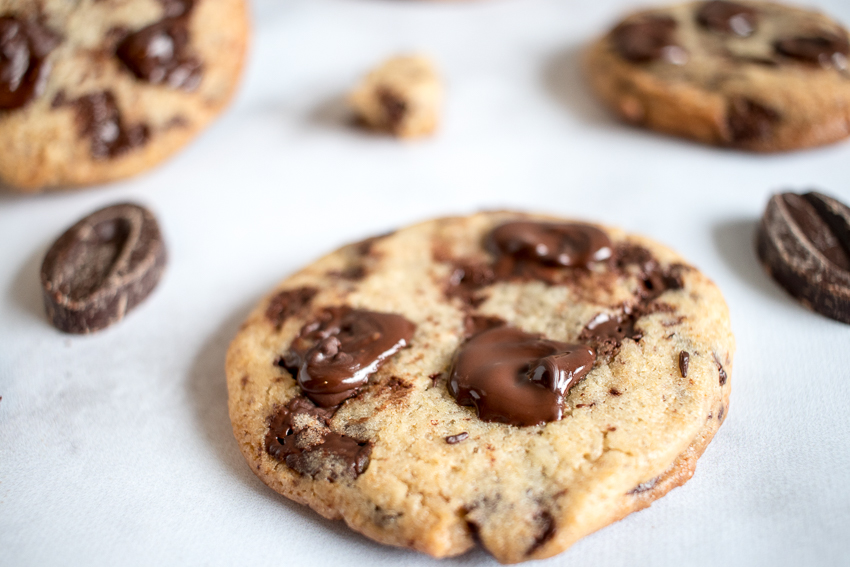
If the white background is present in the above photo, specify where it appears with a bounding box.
[2,0,850,565]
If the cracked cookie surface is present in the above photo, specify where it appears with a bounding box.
[584,1,850,152]
[0,0,248,191]
[226,211,734,564]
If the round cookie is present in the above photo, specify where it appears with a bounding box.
[0,0,248,191]
[584,1,850,152]
[226,211,734,564]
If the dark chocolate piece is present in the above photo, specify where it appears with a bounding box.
[727,97,780,143]
[40,203,167,334]
[611,16,686,64]
[696,1,757,36]
[445,432,468,444]
[775,33,850,69]
[265,287,317,329]
[756,191,850,324]
[614,244,685,300]
[714,353,729,386]
[265,397,372,478]
[448,326,596,427]
[580,312,641,357]
[679,350,690,377]
[284,307,416,407]
[0,16,59,110]
[115,2,202,91]
[53,90,149,159]
[377,88,406,132]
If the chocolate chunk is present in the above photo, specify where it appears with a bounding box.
[580,312,640,357]
[611,16,686,64]
[0,16,59,110]
[265,287,317,329]
[445,432,468,444]
[265,397,372,478]
[679,350,690,377]
[446,261,495,307]
[727,97,780,143]
[284,307,416,407]
[448,326,596,427]
[377,88,406,131]
[697,1,757,36]
[116,4,202,91]
[614,244,685,300]
[40,203,167,334]
[53,90,149,159]
[757,191,850,324]
[775,33,850,69]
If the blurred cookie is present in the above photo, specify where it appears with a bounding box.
[0,0,248,191]
[585,1,850,151]
[226,211,734,563]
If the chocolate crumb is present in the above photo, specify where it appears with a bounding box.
[679,351,690,377]
[609,388,622,396]
[446,432,469,444]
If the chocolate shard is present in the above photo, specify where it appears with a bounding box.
[40,203,167,334]
[0,16,60,110]
[756,191,850,324]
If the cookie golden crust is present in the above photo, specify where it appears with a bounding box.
[226,211,734,564]
[584,1,850,152]
[0,0,249,192]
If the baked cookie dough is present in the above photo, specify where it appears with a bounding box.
[584,1,850,152]
[349,55,441,138]
[226,211,734,563]
[0,0,248,191]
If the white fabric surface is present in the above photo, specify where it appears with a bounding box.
[2,0,850,564]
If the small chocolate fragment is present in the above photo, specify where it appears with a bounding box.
[611,16,686,64]
[115,2,202,91]
[714,353,728,386]
[445,432,468,445]
[757,191,850,324]
[614,244,685,300]
[265,397,372,478]
[53,90,149,159]
[629,477,659,495]
[527,510,556,556]
[697,1,758,37]
[377,87,407,132]
[40,203,167,334]
[265,287,317,329]
[679,350,690,377]
[0,16,60,110]
[727,97,780,143]
[580,312,640,357]
[448,326,596,427]
[284,307,416,407]
[775,33,850,69]
[446,261,495,306]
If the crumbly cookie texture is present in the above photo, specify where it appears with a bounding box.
[584,1,850,152]
[349,55,441,138]
[0,0,249,191]
[226,211,734,564]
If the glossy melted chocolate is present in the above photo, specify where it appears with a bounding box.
[284,307,416,407]
[448,326,596,427]
[0,16,59,110]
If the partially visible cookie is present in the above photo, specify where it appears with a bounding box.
[349,55,441,138]
[584,1,850,152]
[226,211,734,563]
[0,0,249,191]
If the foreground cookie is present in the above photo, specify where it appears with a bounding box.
[349,55,441,138]
[757,191,850,324]
[41,203,167,333]
[226,212,734,563]
[0,0,248,191]
[585,1,850,152]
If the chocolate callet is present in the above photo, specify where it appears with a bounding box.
[727,97,780,144]
[377,87,407,131]
[265,287,318,329]
[448,326,596,427]
[679,351,690,377]
[611,16,684,64]
[265,397,372,478]
[54,90,149,159]
[446,432,469,445]
[0,16,59,110]
[285,307,416,407]
[775,33,850,69]
[40,203,167,334]
[696,1,757,36]
[756,191,850,324]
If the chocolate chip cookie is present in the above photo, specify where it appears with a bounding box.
[0,0,248,191]
[584,1,850,152]
[226,211,734,563]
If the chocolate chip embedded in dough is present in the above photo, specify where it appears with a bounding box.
[611,16,687,64]
[727,97,780,144]
[40,203,167,334]
[265,287,317,329]
[756,191,850,324]
[775,33,850,69]
[696,1,758,37]
[0,16,60,110]
[679,351,690,377]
